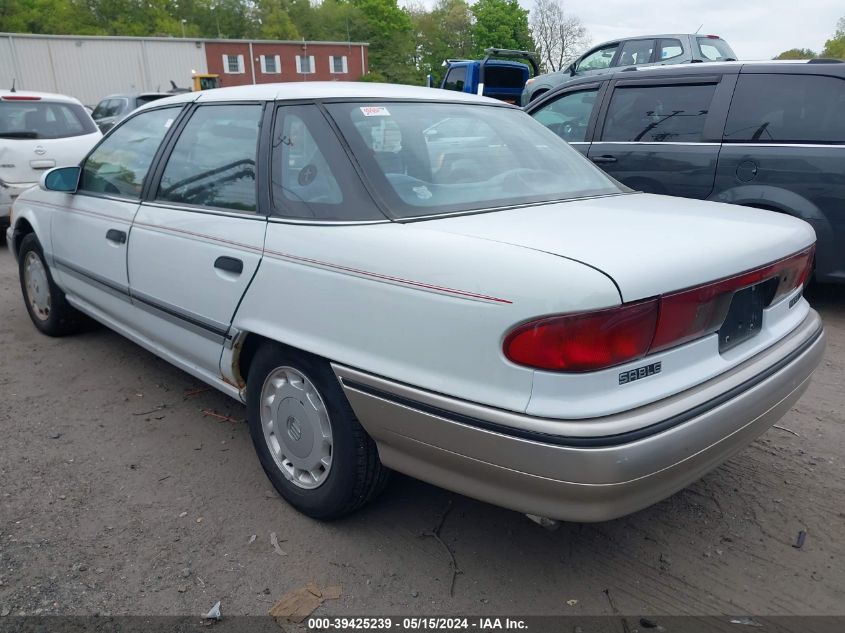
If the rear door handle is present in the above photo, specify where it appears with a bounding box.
[106,229,127,244]
[591,155,617,164]
[214,256,243,275]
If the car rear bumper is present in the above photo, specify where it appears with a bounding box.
[333,309,825,522]
[1,182,36,220]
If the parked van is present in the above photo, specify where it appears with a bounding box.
[526,60,845,284]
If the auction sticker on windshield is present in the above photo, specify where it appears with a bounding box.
[360,106,391,117]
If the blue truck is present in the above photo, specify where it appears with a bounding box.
[433,48,540,104]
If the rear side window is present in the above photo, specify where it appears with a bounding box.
[79,106,179,198]
[0,100,97,139]
[657,39,684,61]
[724,74,845,144]
[443,67,467,92]
[531,88,599,142]
[157,104,261,212]
[618,40,655,66]
[601,83,717,142]
[271,104,383,221]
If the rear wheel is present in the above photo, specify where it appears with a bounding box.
[246,343,389,519]
[18,233,84,336]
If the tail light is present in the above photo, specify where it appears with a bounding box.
[504,246,814,372]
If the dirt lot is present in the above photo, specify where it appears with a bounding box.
[0,243,844,619]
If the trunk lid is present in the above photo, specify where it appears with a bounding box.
[0,133,100,184]
[418,193,816,301]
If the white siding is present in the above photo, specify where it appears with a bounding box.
[0,34,207,106]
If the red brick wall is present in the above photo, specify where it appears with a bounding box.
[204,41,368,87]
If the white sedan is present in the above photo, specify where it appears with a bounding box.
[1,90,101,232]
[6,83,825,522]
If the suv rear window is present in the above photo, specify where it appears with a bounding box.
[724,74,845,144]
[0,100,97,139]
[697,37,735,61]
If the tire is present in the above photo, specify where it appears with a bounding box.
[18,233,85,336]
[246,343,389,519]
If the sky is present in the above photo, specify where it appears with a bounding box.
[402,0,844,61]
[558,0,843,60]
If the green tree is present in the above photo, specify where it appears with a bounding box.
[773,48,817,60]
[470,0,534,57]
[822,16,845,59]
[411,0,473,83]
[256,0,300,40]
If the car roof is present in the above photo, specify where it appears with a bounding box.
[100,92,172,100]
[0,89,84,104]
[136,82,504,111]
[550,59,845,90]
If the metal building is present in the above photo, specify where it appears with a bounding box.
[0,33,369,106]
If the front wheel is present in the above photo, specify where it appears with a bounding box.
[18,233,85,336]
[246,343,389,519]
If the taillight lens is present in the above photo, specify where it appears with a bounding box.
[504,246,814,372]
[503,299,659,372]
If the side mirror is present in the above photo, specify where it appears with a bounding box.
[40,166,81,193]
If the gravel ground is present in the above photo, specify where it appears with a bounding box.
[1,243,844,619]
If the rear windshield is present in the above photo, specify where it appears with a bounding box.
[326,102,622,219]
[136,94,169,107]
[0,100,97,139]
[697,37,736,61]
[485,66,527,89]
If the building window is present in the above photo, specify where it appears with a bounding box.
[330,55,348,74]
[260,55,281,74]
[223,54,245,74]
[296,55,315,74]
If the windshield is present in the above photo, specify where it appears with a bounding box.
[0,100,97,139]
[697,37,736,61]
[326,102,622,219]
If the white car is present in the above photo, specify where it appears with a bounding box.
[1,90,101,233]
[6,83,825,522]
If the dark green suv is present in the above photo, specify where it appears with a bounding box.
[526,60,845,284]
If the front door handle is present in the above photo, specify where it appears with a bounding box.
[214,256,243,275]
[591,155,617,164]
[106,229,127,244]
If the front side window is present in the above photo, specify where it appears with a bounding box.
[577,44,618,72]
[442,67,467,91]
[0,100,97,139]
[78,106,179,197]
[724,74,845,144]
[602,83,716,142]
[157,104,261,212]
[271,105,383,221]
[531,88,599,142]
[326,102,622,219]
[657,39,684,61]
[618,40,655,67]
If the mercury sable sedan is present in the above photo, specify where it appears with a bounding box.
[6,83,825,522]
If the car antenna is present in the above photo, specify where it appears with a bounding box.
[694,24,703,34]
[10,78,15,92]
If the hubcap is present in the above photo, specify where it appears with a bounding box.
[260,366,333,489]
[23,251,51,322]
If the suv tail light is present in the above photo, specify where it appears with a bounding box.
[503,246,814,372]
